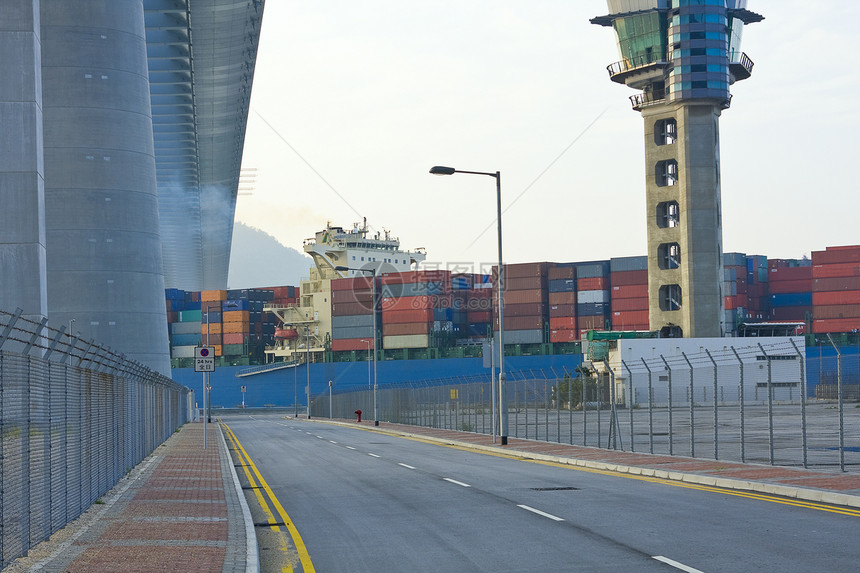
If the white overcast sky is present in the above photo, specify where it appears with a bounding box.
[235,1,860,273]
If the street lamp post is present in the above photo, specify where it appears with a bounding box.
[306,325,311,419]
[336,266,380,426]
[361,339,371,389]
[430,166,508,445]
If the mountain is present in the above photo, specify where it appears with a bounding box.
[227,222,311,288]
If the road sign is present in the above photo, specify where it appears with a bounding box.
[195,346,215,372]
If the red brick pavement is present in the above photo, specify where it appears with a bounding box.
[52,423,241,573]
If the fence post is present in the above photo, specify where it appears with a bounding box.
[641,358,654,454]
[826,334,845,472]
[568,372,573,445]
[681,352,694,458]
[622,360,634,453]
[758,343,775,465]
[790,339,808,469]
[660,355,673,455]
[704,349,719,460]
[730,347,745,463]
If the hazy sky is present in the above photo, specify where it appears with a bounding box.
[236,1,860,275]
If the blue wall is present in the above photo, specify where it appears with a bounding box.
[172,354,582,409]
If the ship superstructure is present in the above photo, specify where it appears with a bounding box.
[265,221,426,363]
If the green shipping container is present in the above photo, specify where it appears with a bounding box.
[179,309,202,322]
[222,343,246,356]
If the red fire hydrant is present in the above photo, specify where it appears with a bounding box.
[354,409,362,423]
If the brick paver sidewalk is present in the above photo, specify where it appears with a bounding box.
[11,423,248,573]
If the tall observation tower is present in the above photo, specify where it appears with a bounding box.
[592,1,762,338]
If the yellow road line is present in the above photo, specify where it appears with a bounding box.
[223,423,315,572]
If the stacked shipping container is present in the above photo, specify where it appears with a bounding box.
[609,256,649,331]
[547,263,577,343]
[381,270,452,349]
[331,277,375,352]
[574,261,610,338]
[768,259,812,325]
[494,262,548,345]
[811,246,860,334]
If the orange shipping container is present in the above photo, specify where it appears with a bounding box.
[811,245,860,265]
[768,280,813,294]
[611,311,650,329]
[812,263,860,279]
[577,277,606,291]
[381,295,436,312]
[505,276,545,290]
[609,270,648,286]
[548,291,577,305]
[812,291,860,306]
[201,323,222,335]
[549,304,576,317]
[201,289,227,301]
[223,310,250,323]
[612,284,649,299]
[502,289,545,305]
[332,338,375,351]
[611,298,648,312]
[212,344,222,356]
[548,266,575,280]
[549,316,577,330]
[812,318,860,333]
[222,332,248,345]
[550,329,578,343]
[222,322,250,334]
[814,305,860,320]
[381,309,433,324]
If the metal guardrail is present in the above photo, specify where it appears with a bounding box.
[0,308,192,568]
[313,340,860,473]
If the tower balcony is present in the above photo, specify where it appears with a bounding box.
[607,56,669,89]
[729,52,755,82]
[629,89,666,111]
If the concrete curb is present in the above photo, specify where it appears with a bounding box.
[219,424,260,573]
[307,418,860,509]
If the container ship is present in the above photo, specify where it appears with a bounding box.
[165,228,860,370]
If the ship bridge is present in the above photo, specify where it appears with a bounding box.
[144,0,264,291]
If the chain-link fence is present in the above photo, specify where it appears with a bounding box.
[0,309,192,568]
[312,340,860,473]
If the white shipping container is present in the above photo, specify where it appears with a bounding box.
[383,334,429,349]
[577,290,610,304]
[171,345,196,358]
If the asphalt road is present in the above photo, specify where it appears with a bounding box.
[225,414,860,573]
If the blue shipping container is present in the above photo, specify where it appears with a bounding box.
[770,292,813,307]
[549,279,576,293]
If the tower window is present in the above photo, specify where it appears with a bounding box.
[658,243,681,270]
[656,159,678,186]
[659,284,682,311]
[655,119,676,145]
[657,201,680,228]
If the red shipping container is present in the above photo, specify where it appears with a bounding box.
[812,263,860,279]
[768,280,812,294]
[494,262,548,280]
[548,291,577,305]
[201,333,221,345]
[549,317,577,330]
[770,306,812,321]
[502,289,545,305]
[381,309,433,324]
[814,305,860,319]
[331,277,373,291]
[381,295,437,311]
[611,311,650,328]
[577,277,606,291]
[724,294,749,310]
[611,298,648,312]
[333,290,371,304]
[505,276,545,290]
[578,315,606,330]
[383,322,430,336]
[468,288,493,299]
[550,329,578,343]
[612,284,649,299]
[166,311,178,323]
[548,266,575,280]
[549,304,577,317]
[812,277,860,292]
[223,332,247,345]
[467,310,492,322]
[501,302,545,317]
[331,302,372,316]
[812,318,860,334]
[812,291,860,306]
[812,246,860,265]
[332,338,375,351]
[610,270,648,286]
[769,266,812,281]
[502,316,545,330]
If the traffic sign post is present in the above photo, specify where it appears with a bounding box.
[195,347,215,449]
[241,385,246,408]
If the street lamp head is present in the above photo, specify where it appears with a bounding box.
[334,266,348,271]
[429,165,456,175]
